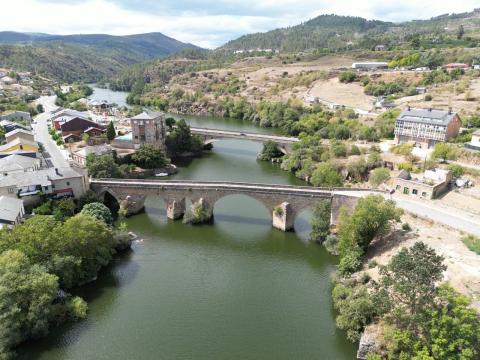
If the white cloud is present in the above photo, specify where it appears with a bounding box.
[0,0,478,48]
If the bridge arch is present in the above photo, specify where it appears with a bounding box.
[97,187,121,215]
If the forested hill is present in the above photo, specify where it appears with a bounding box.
[219,11,480,53]
[0,32,201,82]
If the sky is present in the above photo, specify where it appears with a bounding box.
[1,0,479,48]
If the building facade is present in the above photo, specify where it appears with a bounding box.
[470,129,480,150]
[394,107,461,149]
[0,196,25,228]
[130,111,166,151]
[394,168,452,199]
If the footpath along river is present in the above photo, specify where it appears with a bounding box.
[18,87,356,359]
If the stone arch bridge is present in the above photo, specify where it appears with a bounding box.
[90,179,382,231]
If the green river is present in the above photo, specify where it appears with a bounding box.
[19,89,356,359]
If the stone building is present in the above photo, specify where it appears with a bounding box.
[130,110,166,151]
[394,107,461,149]
[394,168,452,199]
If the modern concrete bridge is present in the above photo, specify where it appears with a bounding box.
[189,127,299,153]
[90,179,381,231]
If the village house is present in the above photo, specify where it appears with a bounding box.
[60,117,105,139]
[0,196,25,229]
[5,128,35,143]
[394,107,461,149]
[0,167,88,206]
[71,144,112,167]
[130,110,166,151]
[394,168,452,199]
[374,45,386,51]
[0,120,30,134]
[0,138,39,158]
[88,100,112,113]
[469,129,480,150]
[0,154,41,174]
[50,109,89,130]
[0,110,31,122]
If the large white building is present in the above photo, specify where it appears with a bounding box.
[394,107,461,149]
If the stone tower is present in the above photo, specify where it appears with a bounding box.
[130,110,166,152]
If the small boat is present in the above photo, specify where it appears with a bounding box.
[155,172,169,177]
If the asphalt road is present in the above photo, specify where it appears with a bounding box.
[33,96,69,168]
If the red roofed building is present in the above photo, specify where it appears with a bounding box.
[443,63,470,71]
[60,117,105,138]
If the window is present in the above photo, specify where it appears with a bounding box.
[412,189,418,195]
[422,192,427,197]
[66,182,70,186]
[403,187,409,195]
[396,185,401,190]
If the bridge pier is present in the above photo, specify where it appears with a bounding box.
[183,198,214,224]
[272,202,295,232]
[167,198,186,220]
[119,195,146,217]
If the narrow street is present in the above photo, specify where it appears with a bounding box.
[32,96,69,168]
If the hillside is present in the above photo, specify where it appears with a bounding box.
[219,11,480,53]
[0,32,201,82]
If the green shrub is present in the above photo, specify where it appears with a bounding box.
[447,164,464,178]
[401,223,412,232]
[462,235,480,255]
[324,235,339,255]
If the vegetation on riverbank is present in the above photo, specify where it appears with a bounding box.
[309,196,480,359]
[0,198,130,358]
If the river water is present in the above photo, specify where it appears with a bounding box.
[19,88,356,359]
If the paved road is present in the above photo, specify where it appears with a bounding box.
[33,96,69,168]
[344,190,480,236]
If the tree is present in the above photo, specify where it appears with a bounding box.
[78,190,100,209]
[257,140,283,161]
[53,197,76,222]
[374,242,446,330]
[311,163,343,187]
[347,157,368,182]
[131,144,167,169]
[310,199,331,243]
[81,202,113,224]
[86,154,123,178]
[106,121,116,141]
[166,119,203,155]
[369,168,391,188]
[332,280,377,342]
[0,250,58,356]
[430,143,458,162]
[165,117,176,129]
[59,214,115,285]
[457,25,465,40]
[338,195,402,257]
[425,285,480,360]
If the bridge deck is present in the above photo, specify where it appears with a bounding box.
[91,179,382,198]
[189,127,298,144]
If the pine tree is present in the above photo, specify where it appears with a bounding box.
[106,121,116,141]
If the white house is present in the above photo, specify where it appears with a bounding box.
[470,129,480,149]
[0,196,25,228]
